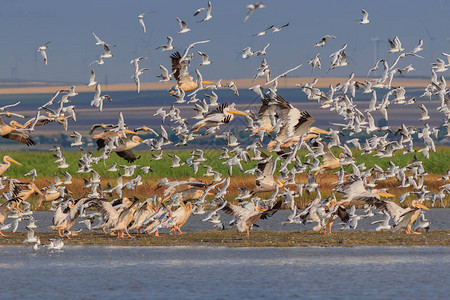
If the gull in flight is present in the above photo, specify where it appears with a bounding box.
[156,36,175,51]
[132,68,149,94]
[91,83,112,111]
[315,35,336,47]
[137,12,154,33]
[358,9,370,24]
[87,69,97,87]
[388,36,404,53]
[244,2,266,22]
[38,41,51,65]
[265,63,302,86]
[92,32,115,47]
[130,57,147,74]
[272,22,289,33]
[252,25,274,37]
[308,53,321,71]
[157,65,174,82]
[176,17,191,34]
[101,44,114,59]
[196,1,212,23]
[198,51,213,65]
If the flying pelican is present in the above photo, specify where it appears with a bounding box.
[267,95,329,150]
[38,41,51,65]
[93,130,143,162]
[221,199,282,237]
[190,103,248,132]
[252,152,285,194]
[0,156,22,176]
[393,200,429,234]
[314,141,344,176]
[0,117,35,146]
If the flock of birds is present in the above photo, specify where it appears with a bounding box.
[0,3,449,251]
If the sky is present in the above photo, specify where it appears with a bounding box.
[0,0,449,85]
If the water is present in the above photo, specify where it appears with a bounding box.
[0,246,448,299]
[11,208,450,233]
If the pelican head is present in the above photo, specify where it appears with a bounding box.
[374,189,395,198]
[412,200,429,210]
[29,182,44,196]
[4,156,22,166]
[9,121,24,129]
[131,135,144,143]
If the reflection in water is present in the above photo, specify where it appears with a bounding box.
[0,246,448,299]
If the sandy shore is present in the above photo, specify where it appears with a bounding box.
[0,77,430,95]
[2,231,449,247]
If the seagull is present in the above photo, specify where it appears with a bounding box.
[155,36,175,51]
[100,44,114,59]
[418,104,430,121]
[70,131,83,147]
[157,64,174,82]
[91,83,112,111]
[358,9,370,24]
[38,41,51,65]
[308,53,321,71]
[176,17,191,34]
[198,51,213,65]
[137,12,154,33]
[132,68,149,94]
[198,1,213,23]
[87,69,97,87]
[315,35,336,47]
[252,25,274,37]
[244,2,266,22]
[388,36,404,53]
[130,56,147,74]
[272,22,289,33]
[92,32,115,47]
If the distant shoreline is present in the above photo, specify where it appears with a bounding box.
[0,77,429,95]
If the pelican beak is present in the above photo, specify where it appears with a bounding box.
[136,137,144,143]
[6,157,22,166]
[201,80,214,85]
[416,203,429,210]
[227,110,248,116]
[311,128,330,134]
[256,206,268,212]
[32,184,44,196]
[377,192,395,198]
[132,205,138,210]
[123,130,137,135]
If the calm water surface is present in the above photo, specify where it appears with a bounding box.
[0,246,448,299]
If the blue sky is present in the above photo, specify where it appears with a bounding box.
[0,0,449,84]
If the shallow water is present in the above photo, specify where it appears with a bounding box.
[0,246,448,299]
[12,208,450,234]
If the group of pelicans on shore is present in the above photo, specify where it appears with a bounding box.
[0,3,449,251]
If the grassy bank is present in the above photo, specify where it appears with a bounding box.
[1,231,449,247]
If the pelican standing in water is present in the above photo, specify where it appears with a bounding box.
[0,156,22,177]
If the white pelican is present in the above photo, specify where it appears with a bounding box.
[221,199,282,237]
[267,95,329,150]
[393,201,429,234]
[92,130,143,162]
[190,103,248,132]
[0,156,22,176]
[0,117,35,146]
